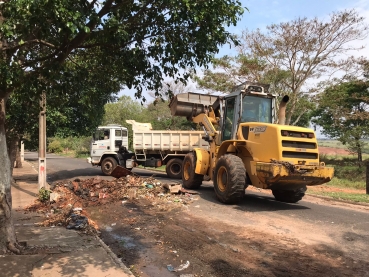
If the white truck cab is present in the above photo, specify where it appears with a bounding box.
[87,124,131,175]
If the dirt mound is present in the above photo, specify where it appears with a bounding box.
[319,146,351,155]
[25,175,196,231]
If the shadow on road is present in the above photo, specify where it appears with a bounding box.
[190,184,310,212]
[12,182,38,198]
[47,168,106,182]
[133,170,168,178]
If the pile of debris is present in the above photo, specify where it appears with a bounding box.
[25,174,198,232]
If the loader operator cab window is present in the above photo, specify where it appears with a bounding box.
[222,97,236,141]
[241,95,272,123]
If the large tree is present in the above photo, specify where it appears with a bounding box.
[144,80,198,130]
[6,57,121,169]
[0,0,244,253]
[195,9,368,126]
[312,80,369,162]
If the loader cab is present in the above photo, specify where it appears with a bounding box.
[241,95,272,124]
[221,83,276,141]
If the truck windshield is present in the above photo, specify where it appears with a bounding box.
[94,129,110,141]
[241,95,272,123]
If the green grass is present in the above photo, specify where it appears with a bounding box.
[318,139,369,154]
[318,139,346,149]
[308,190,369,204]
[52,150,90,159]
[328,178,366,190]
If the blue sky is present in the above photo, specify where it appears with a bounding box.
[121,0,369,100]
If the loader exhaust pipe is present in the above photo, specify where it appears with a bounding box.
[278,95,289,125]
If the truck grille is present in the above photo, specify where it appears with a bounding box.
[282,140,316,149]
[281,140,318,159]
[282,151,318,159]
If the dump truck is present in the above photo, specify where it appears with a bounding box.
[169,81,334,203]
[87,121,209,178]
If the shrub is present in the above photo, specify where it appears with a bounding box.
[47,136,92,157]
[48,139,63,153]
[39,187,50,202]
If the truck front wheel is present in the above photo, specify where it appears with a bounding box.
[182,153,203,189]
[101,157,117,176]
[272,187,306,203]
[166,158,183,179]
[214,155,246,204]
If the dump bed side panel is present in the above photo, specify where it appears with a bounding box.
[132,130,209,151]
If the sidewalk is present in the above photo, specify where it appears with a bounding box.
[1,161,133,277]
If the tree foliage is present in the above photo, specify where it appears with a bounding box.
[5,57,119,154]
[312,80,369,162]
[0,0,244,100]
[145,80,198,130]
[195,9,368,126]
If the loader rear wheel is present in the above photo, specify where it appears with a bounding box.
[272,187,307,203]
[166,158,183,179]
[101,157,117,176]
[182,153,203,189]
[214,155,246,204]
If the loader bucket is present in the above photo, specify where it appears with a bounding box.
[169,92,219,118]
[255,162,334,190]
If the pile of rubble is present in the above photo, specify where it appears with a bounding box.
[25,174,198,231]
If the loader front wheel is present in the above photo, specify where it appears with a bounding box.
[101,157,118,176]
[166,158,183,179]
[182,153,203,189]
[272,187,307,203]
[214,155,246,204]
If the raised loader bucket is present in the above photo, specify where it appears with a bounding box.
[169,92,219,118]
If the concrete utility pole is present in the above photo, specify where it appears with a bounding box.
[20,141,24,162]
[38,91,47,189]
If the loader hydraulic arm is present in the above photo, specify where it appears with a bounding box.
[191,113,218,139]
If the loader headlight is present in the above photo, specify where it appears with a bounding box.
[247,85,264,93]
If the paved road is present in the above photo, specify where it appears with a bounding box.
[25,152,172,183]
[25,152,369,261]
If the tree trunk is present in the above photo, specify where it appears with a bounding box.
[356,138,363,164]
[15,139,22,168]
[0,99,20,254]
[7,136,18,175]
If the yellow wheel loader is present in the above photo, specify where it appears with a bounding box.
[169,82,334,204]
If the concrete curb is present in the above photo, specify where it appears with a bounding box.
[95,235,134,276]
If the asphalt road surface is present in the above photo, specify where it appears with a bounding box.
[25,152,369,265]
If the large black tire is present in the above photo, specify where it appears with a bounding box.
[272,187,307,203]
[166,158,183,179]
[101,157,117,176]
[214,155,246,204]
[182,153,203,189]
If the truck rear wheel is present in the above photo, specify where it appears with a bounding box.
[182,153,203,189]
[214,155,246,204]
[101,157,117,176]
[272,187,307,203]
[166,158,183,179]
